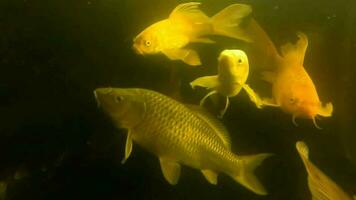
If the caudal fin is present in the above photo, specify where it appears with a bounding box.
[211,4,253,42]
[231,153,272,195]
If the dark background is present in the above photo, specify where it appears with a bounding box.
[0,0,355,199]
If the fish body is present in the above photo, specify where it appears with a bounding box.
[260,32,333,128]
[190,50,262,118]
[133,2,252,66]
[240,14,333,127]
[94,87,271,195]
[296,141,353,200]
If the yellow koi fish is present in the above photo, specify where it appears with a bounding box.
[133,2,252,66]
[239,13,333,128]
[296,141,354,200]
[190,50,263,118]
[94,87,271,195]
[261,33,333,128]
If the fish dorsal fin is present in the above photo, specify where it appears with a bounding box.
[186,104,231,149]
[280,32,308,66]
[169,2,209,24]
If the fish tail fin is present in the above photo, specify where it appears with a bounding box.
[231,153,272,195]
[317,102,333,117]
[211,4,253,42]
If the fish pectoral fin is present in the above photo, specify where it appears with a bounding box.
[261,71,276,83]
[200,90,218,106]
[261,98,279,107]
[201,169,218,185]
[163,48,201,66]
[280,32,308,65]
[242,84,263,109]
[218,97,230,118]
[159,158,181,185]
[121,130,133,164]
[192,37,215,44]
[317,102,333,117]
[190,75,219,90]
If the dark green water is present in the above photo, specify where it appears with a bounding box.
[1,0,355,199]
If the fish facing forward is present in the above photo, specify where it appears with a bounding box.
[259,32,333,128]
[190,50,263,118]
[94,87,271,195]
[296,141,354,200]
[132,2,252,66]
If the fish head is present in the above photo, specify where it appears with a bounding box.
[279,82,320,121]
[218,50,249,81]
[133,29,160,55]
[94,88,146,129]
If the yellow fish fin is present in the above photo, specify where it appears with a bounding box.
[317,102,333,117]
[280,32,308,65]
[218,96,230,118]
[163,48,201,66]
[211,4,253,42]
[199,90,218,107]
[261,97,279,107]
[159,158,181,185]
[190,75,219,90]
[201,169,218,185]
[185,104,231,149]
[242,84,263,109]
[232,153,272,195]
[261,71,276,83]
[121,130,133,164]
[169,2,209,25]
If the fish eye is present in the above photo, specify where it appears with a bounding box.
[289,98,296,104]
[237,58,242,64]
[145,40,151,47]
[115,96,124,103]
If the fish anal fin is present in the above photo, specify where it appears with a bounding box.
[317,102,333,117]
[159,158,181,185]
[121,130,133,164]
[242,84,263,108]
[280,32,308,65]
[261,71,276,83]
[169,2,209,25]
[163,48,201,66]
[212,4,253,42]
[232,153,272,195]
[185,104,231,149]
[201,169,218,185]
[190,75,219,90]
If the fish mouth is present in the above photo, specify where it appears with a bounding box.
[94,88,113,107]
[132,44,143,55]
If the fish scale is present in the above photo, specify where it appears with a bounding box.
[95,87,271,195]
[132,89,233,166]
